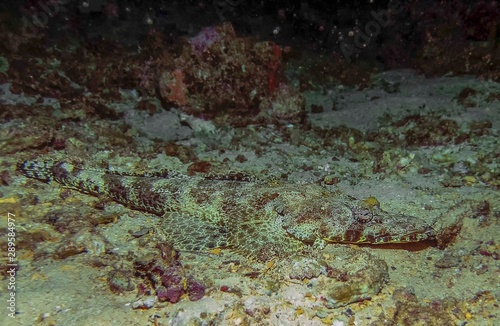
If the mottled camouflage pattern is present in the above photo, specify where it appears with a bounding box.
[18,160,436,260]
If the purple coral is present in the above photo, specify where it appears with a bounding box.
[155,284,184,303]
[134,249,205,304]
[160,266,183,287]
[187,277,206,301]
[155,286,169,302]
[189,26,221,56]
[166,285,184,303]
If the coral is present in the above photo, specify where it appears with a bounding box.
[189,26,221,57]
[258,84,305,124]
[157,22,300,125]
[158,68,188,106]
[108,270,134,293]
[0,16,304,126]
[0,123,54,155]
[391,288,456,325]
[187,277,206,301]
[0,55,8,74]
[463,1,499,42]
[131,242,205,306]
[138,57,156,94]
[157,284,183,303]
[412,0,500,81]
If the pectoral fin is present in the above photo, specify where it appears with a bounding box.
[158,213,230,251]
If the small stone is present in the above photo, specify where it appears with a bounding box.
[288,256,327,280]
[434,253,459,269]
[463,176,477,185]
[131,296,157,309]
[129,227,151,238]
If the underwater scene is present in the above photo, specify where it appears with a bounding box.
[0,0,499,325]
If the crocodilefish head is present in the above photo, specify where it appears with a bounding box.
[275,185,436,246]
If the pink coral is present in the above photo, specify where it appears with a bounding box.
[189,26,221,57]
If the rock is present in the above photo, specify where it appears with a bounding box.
[288,255,327,280]
[323,247,388,308]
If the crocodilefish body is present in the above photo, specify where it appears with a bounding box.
[18,159,436,261]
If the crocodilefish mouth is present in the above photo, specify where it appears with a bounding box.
[363,227,436,245]
[322,225,437,245]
